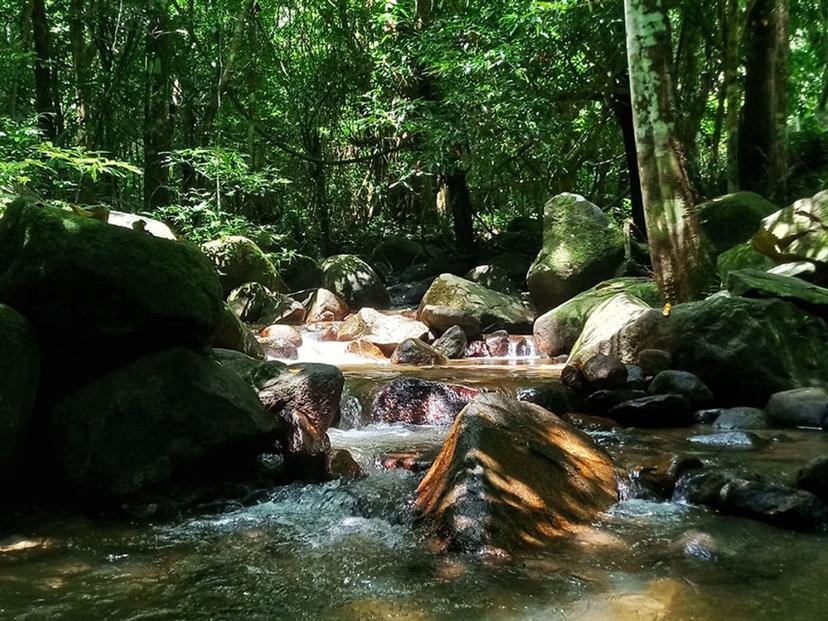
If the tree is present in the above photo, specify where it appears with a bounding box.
[624,0,711,303]
[30,0,59,140]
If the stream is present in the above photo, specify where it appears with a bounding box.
[2,347,828,620]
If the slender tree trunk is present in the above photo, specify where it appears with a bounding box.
[738,0,789,202]
[610,88,646,239]
[69,0,93,148]
[724,0,741,191]
[446,166,475,255]
[624,0,712,303]
[144,1,174,210]
[31,0,59,141]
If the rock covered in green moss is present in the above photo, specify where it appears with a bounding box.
[227,282,305,324]
[418,273,534,336]
[464,264,516,294]
[0,201,224,354]
[697,192,778,255]
[527,193,625,313]
[209,303,265,359]
[321,254,390,310]
[0,304,40,484]
[202,235,288,296]
[280,253,323,291]
[726,269,828,318]
[568,293,652,365]
[716,242,776,281]
[755,190,828,267]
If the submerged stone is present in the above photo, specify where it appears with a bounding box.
[371,378,480,425]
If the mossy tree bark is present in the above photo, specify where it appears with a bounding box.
[624,0,711,303]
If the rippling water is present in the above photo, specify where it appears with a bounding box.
[3,363,828,620]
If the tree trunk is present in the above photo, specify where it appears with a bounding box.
[70,0,93,148]
[610,87,647,239]
[143,1,174,210]
[446,167,475,255]
[738,0,789,202]
[724,0,741,191]
[624,0,712,303]
[31,0,59,141]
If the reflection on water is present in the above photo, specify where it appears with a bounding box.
[3,362,828,620]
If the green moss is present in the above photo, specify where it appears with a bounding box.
[717,242,775,282]
[697,192,778,255]
[202,236,288,296]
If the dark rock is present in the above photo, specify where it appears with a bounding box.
[687,431,767,450]
[281,253,323,291]
[624,365,647,390]
[415,393,618,553]
[648,370,713,406]
[432,325,467,359]
[713,407,770,430]
[696,191,778,255]
[766,387,828,429]
[584,389,648,414]
[381,450,435,472]
[637,348,672,377]
[202,235,288,296]
[388,277,434,307]
[674,470,734,507]
[516,384,580,416]
[693,408,724,424]
[372,237,427,271]
[719,478,826,531]
[327,449,364,481]
[321,254,390,310]
[561,364,586,393]
[582,354,628,391]
[606,394,694,428]
[620,296,828,406]
[726,269,828,319]
[228,282,305,324]
[717,242,775,281]
[209,304,265,359]
[563,413,619,432]
[390,338,448,366]
[464,265,516,294]
[51,348,278,499]
[337,388,368,430]
[464,340,491,358]
[796,457,828,503]
[485,330,510,357]
[629,454,704,500]
[0,202,224,356]
[371,378,480,425]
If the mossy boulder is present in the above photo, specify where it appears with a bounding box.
[0,201,224,355]
[371,237,427,271]
[280,253,323,291]
[533,278,660,357]
[568,293,652,365]
[418,274,534,336]
[726,269,828,319]
[527,193,625,313]
[754,190,828,267]
[51,348,278,499]
[697,192,778,255]
[716,242,776,281]
[202,236,288,296]
[464,264,516,294]
[321,254,390,310]
[227,282,305,325]
[0,304,40,485]
[209,303,265,359]
[620,296,828,405]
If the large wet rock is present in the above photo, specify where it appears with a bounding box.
[0,305,40,484]
[305,288,349,323]
[281,253,323,291]
[337,308,428,354]
[533,278,660,357]
[766,387,828,429]
[390,338,448,366]
[716,242,776,282]
[227,282,305,324]
[51,348,278,499]
[606,394,694,428]
[628,454,703,501]
[464,264,516,294]
[687,431,767,450]
[725,269,828,318]
[201,236,288,296]
[209,304,265,359]
[648,370,713,406]
[568,293,651,365]
[432,325,467,359]
[796,457,828,503]
[0,202,224,356]
[371,378,479,425]
[719,478,826,531]
[697,192,778,255]
[621,296,828,405]
[581,354,628,391]
[516,384,580,416]
[415,393,618,553]
[754,190,828,268]
[418,274,534,336]
[321,254,390,310]
[527,193,625,313]
[712,407,769,430]
[371,237,427,271]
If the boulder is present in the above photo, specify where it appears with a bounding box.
[712,407,769,430]
[628,455,703,501]
[516,384,580,416]
[51,348,278,499]
[687,431,767,450]
[209,304,265,359]
[108,210,177,240]
[259,324,302,360]
[371,237,427,271]
[568,293,652,365]
[321,254,390,310]
[696,192,778,255]
[606,394,694,428]
[464,265,516,294]
[675,470,738,506]
[619,296,828,405]
[485,330,510,357]
[432,325,467,359]
[201,236,288,296]
[305,288,349,323]
[415,393,618,553]
[0,202,224,355]
[796,457,828,503]
[418,274,534,336]
[326,449,364,481]
[648,370,713,406]
[768,261,818,281]
[726,269,828,318]
[637,348,672,377]
[719,478,825,531]
[766,387,828,429]
[371,378,479,425]
[465,339,491,357]
[754,190,828,268]
[0,305,40,483]
[337,308,428,354]
[527,193,625,313]
[345,340,387,361]
[716,242,776,282]
[581,354,628,391]
[387,277,434,307]
[533,278,660,357]
[228,282,305,324]
[281,254,323,291]
[390,338,448,366]
[584,389,648,414]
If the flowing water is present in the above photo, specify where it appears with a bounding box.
[3,346,828,620]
